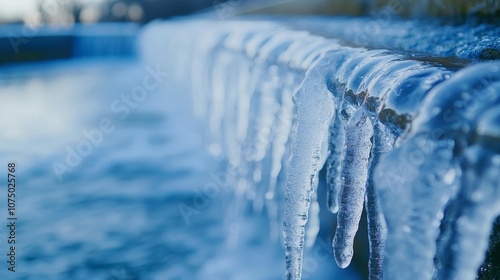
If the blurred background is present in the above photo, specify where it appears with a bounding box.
[0,0,497,279]
[1,0,498,25]
[0,0,215,24]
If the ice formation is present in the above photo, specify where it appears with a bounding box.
[140,17,500,280]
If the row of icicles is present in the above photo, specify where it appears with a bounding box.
[139,19,500,280]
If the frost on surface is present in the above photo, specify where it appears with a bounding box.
[140,18,500,280]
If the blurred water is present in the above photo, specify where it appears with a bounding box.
[0,59,223,280]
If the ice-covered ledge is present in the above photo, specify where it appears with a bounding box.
[140,17,500,280]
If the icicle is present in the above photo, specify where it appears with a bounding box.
[208,49,232,157]
[266,72,296,240]
[221,53,246,168]
[376,135,458,280]
[267,73,296,198]
[365,121,394,280]
[305,177,320,248]
[237,29,294,202]
[284,59,334,280]
[436,105,500,280]
[332,108,373,268]
[249,64,280,212]
[325,112,345,214]
[324,50,390,216]
[305,126,329,248]
[436,145,500,280]
[190,29,223,119]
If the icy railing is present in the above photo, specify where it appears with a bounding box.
[140,18,500,280]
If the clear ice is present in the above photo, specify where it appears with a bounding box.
[140,17,500,280]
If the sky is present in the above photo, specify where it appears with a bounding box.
[0,0,38,21]
[0,0,107,22]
